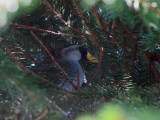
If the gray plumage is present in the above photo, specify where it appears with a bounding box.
[57,45,86,92]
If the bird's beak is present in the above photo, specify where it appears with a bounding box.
[87,53,98,63]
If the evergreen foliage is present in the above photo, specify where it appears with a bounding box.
[0,0,160,119]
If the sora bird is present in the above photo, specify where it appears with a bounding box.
[56,45,98,92]
[31,45,98,92]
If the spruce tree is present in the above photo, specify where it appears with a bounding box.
[0,0,160,119]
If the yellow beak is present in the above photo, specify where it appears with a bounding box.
[87,53,98,63]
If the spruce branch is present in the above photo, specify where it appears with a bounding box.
[117,20,139,45]
[145,51,160,83]
[73,0,100,44]
[123,33,127,72]
[131,45,138,72]
[92,6,109,41]
[77,70,80,90]
[0,68,37,102]
[5,46,35,74]
[35,110,49,120]
[51,102,68,117]
[86,47,104,87]
[10,22,83,38]
[44,0,93,38]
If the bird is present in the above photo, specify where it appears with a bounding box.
[57,45,98,92]
[31,45,98,92]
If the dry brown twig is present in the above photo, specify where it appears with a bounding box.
[35,110,49,120]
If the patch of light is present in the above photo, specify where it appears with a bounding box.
[0,1,6,5]
[19,0,32,6]
[107,53,111,55]
[133,0,140,11]
[152,2,157,8]
[19,58,25,60]
[98,8,102,13]
[142,2,148,14]
[31,63,35,66]
[149,22,158,30]
[82,0,98,6]
[6,0,19,13]
[109,35,112,38]
[45,17,48,21]
[84,74,87,83]
[103,0,116,5]
[67,108,72,115]
[0,11,7,28]
[116,51,119,55]
[125,0,132,7]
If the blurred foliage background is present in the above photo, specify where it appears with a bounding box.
[0,0,160,119]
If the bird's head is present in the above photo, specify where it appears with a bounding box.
[61,45,98,63]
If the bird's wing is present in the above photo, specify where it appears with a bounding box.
[56,58,72,71]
